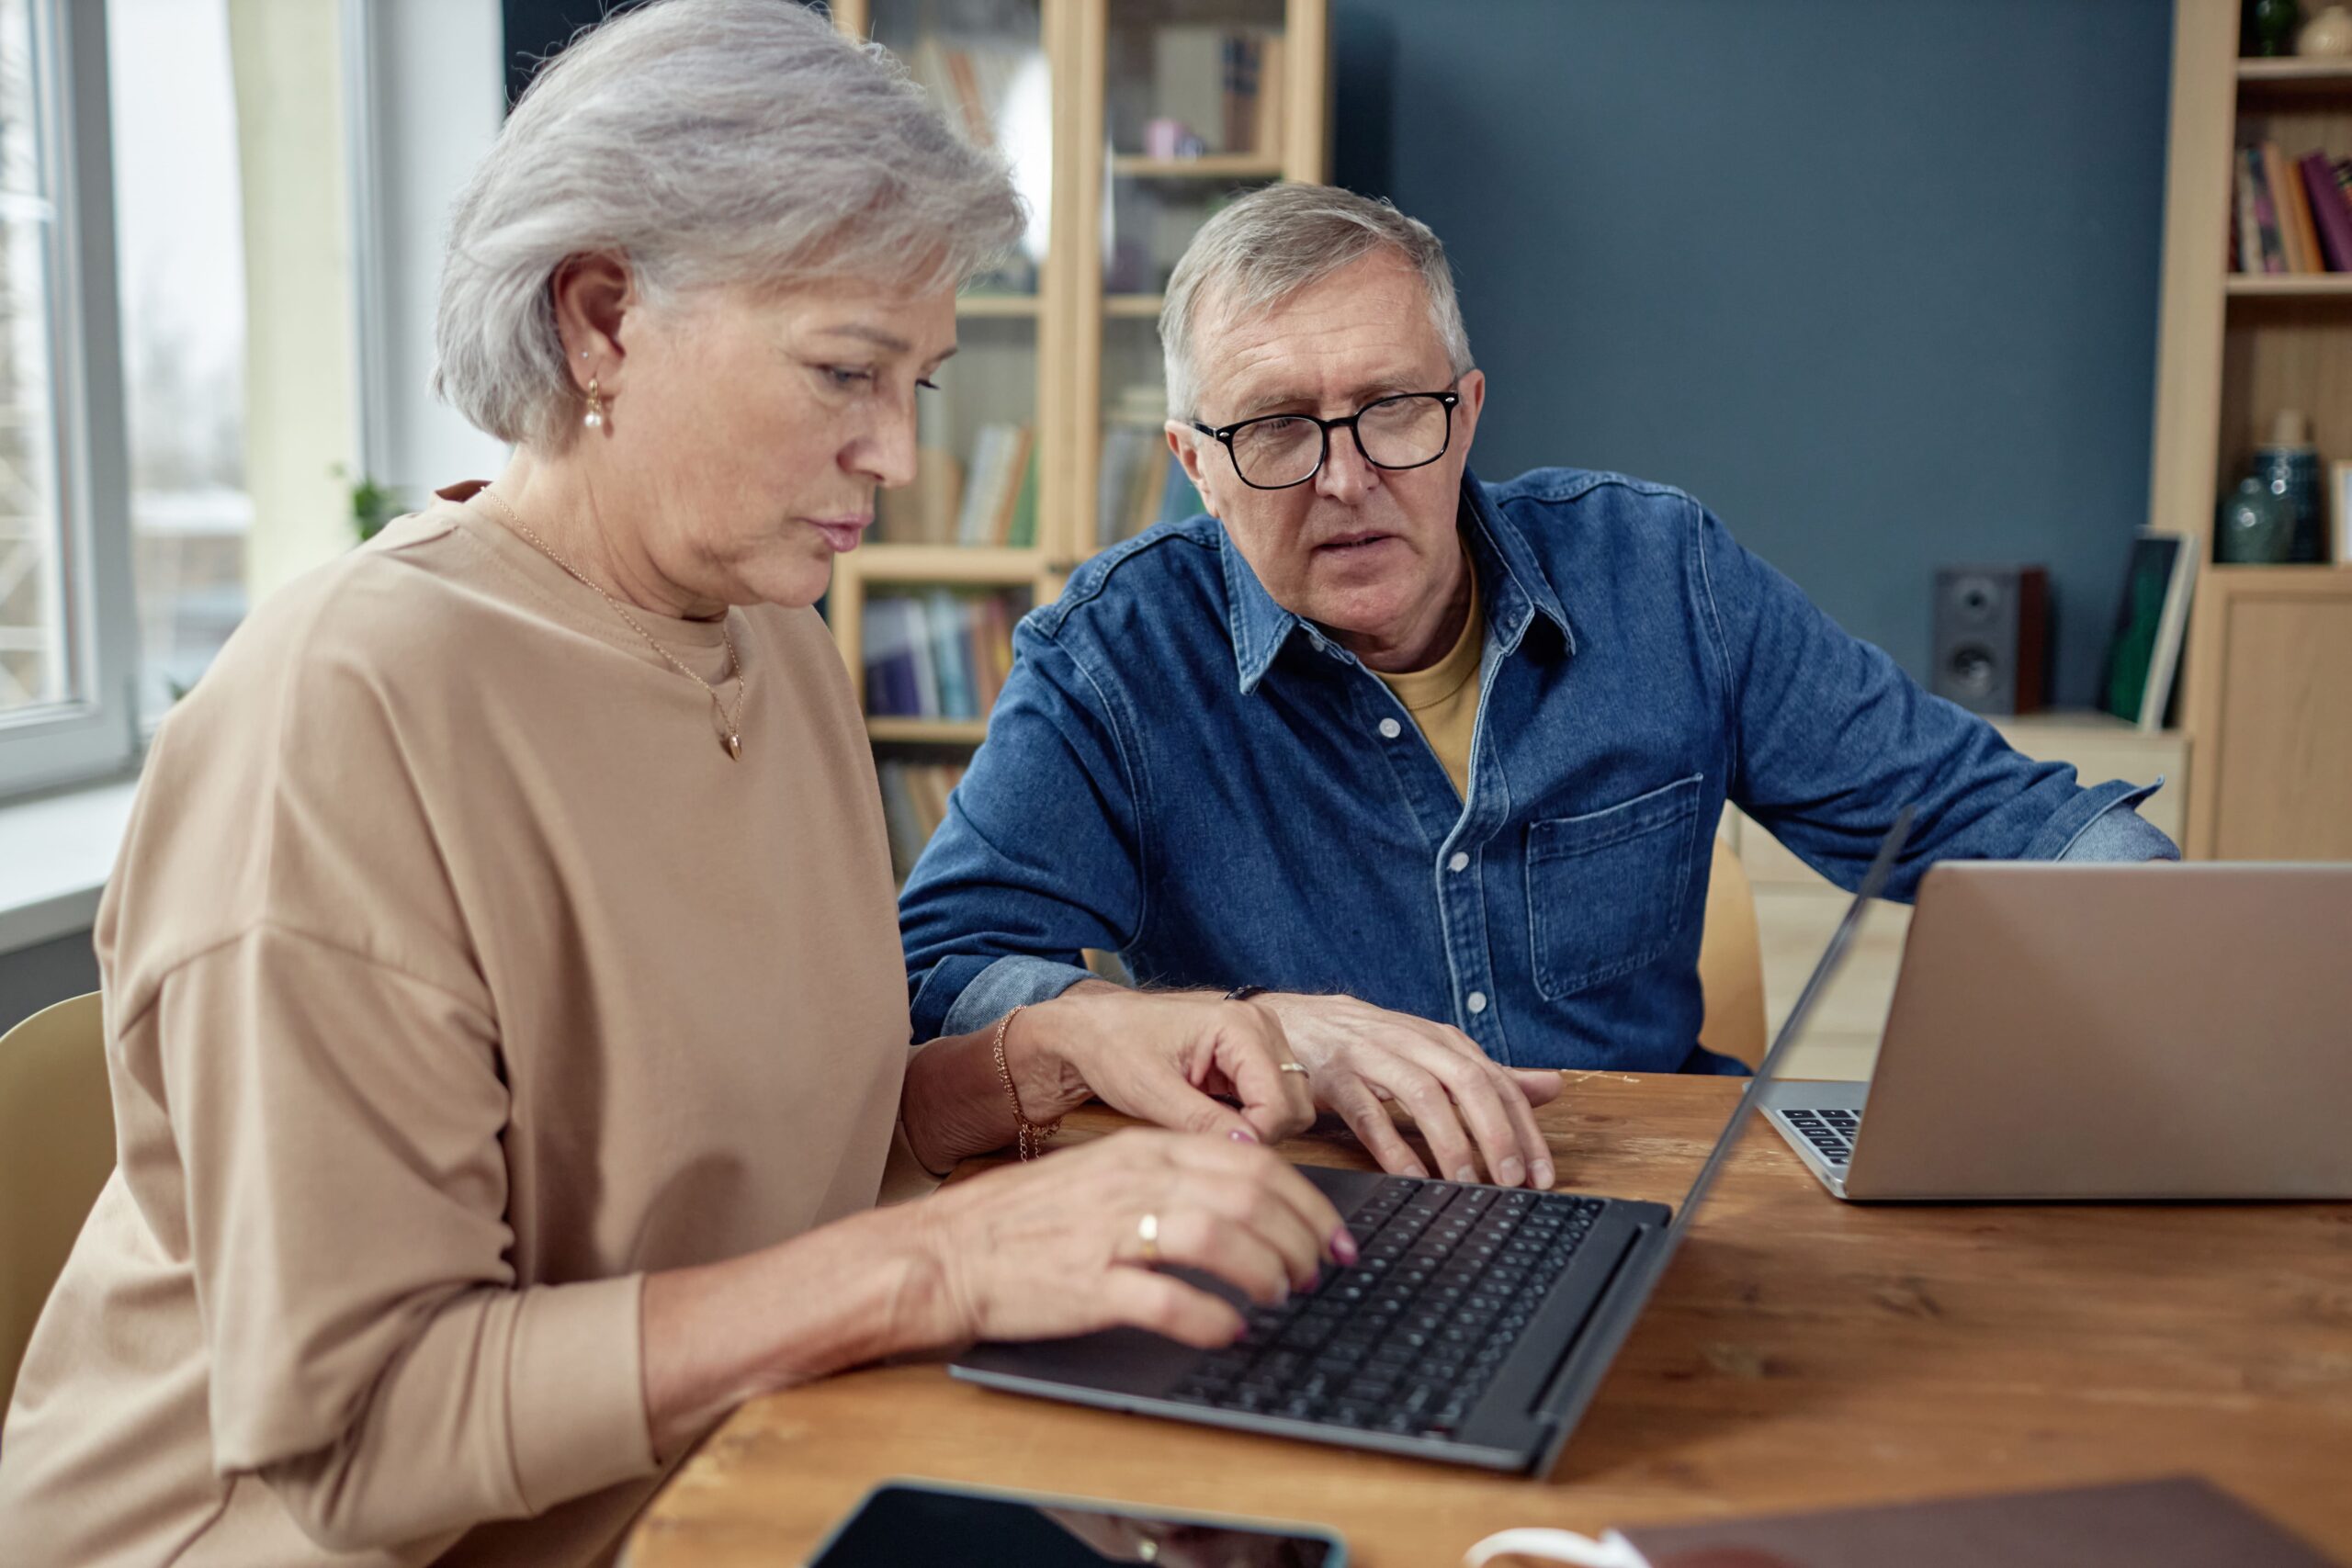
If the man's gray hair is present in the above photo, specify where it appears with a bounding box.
[435,0,1024,449]
[1159,184,1474,421]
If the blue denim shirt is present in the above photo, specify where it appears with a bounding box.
[899,468,2176,1071]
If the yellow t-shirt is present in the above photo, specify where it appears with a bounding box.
[1374,564,1486,803]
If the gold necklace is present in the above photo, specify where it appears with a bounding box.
[479,489,748,760]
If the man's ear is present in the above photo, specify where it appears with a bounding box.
[1165,422,1226,519]
[1452,367,1487,456]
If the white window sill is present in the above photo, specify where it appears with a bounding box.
[0,777,140,956]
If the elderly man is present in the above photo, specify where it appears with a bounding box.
[898,183,2174,1190]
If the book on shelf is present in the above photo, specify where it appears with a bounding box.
[876,759,967,882]
[1097,423,1173,548]
[2235,147,2267,276]
[860,590,1022,722]
[2301,152,2352,272]
[907,35,1035,152]
[1005,440,1039,547]
[954,423,1035,547]
[2233,141,2352,274]
[858,596,924,718]
[924,588,975,720]
[2241,146,2289,272]
[2267,141,2321,272]
[872,431,1034,547]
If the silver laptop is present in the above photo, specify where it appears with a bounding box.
[1762,862,2352,1201]
[951,816,1916,1473]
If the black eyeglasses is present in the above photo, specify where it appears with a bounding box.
[1190,389,1461,491]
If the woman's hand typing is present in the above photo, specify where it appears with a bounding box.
[907,1128,1354,1348]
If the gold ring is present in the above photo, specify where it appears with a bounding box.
[1277,1061,1309,1076]
[1136,1211,1161,1266]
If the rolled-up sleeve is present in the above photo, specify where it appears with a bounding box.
[150,923,654,1555]
[1695,504,2178,893]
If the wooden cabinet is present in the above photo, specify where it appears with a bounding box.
[822,0,1330,731]
[2184,568,2352,859]
[2150,2,2352,859]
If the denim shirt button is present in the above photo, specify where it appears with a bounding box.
[1447,852,1470,873]
[1377,717,1402,739]
[1465,990,1488,1014]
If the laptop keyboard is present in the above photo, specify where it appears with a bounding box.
[1780,1107,1860,1165]
[1167,1179,1605,1440]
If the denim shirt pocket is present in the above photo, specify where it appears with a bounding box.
[1525,773,1704,1000]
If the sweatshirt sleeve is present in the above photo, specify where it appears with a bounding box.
[145,923,655,1554]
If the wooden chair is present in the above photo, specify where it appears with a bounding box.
[1697,834,1768,1067]
[0,992,114,1413]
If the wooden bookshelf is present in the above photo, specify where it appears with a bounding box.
[866,717,991,745]
[822,0,1331,763]
[2148,2,2352,859]
[1109,152,1289,179]
[2224,273,2352,295]
[854,545,1047,585]
[2236,56,2352,84]
[955,294,1043,318]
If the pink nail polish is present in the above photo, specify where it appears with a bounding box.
[1228,1128,1259,1144]
[1331,1227,1360,1265]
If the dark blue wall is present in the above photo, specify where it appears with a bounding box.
[1333,0,2173,707]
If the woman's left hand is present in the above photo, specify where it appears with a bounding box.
[1008,981,1317,1146]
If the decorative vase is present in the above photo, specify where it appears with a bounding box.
[2299,3,2352,54]
[2216,476,2295,563]
[2253,409,2325,562]
[2253,0,2302,56]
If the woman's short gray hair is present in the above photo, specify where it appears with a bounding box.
[435,0,1024,449]
[1159,184,1474,420]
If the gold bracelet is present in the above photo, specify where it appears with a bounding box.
[990,1003,1060,1160]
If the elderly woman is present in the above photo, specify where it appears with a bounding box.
[0,5,1353,1563]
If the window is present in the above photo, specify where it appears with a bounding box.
[0,0,138,798]
[106,0,246,719]
[0,0,67,718]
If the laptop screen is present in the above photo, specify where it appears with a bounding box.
[1660,803,1916,1245]
[1534,805,1915,1471]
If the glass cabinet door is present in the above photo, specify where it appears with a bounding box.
[865,0,1053,549]
[1091,0,1291,553]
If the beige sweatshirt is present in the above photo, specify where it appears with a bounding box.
[0,485,914,1566]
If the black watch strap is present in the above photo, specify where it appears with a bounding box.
[1224,984,1270,1002]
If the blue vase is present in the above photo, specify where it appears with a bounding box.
[2216,477,2295,563]
[2252,445,2324,563]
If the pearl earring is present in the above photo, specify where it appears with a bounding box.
[583,375,606,430]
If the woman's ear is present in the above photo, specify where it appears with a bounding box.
[551,253,634,390]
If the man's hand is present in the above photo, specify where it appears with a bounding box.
[1256,993,1560,1188]
[1011,982,1317,1147]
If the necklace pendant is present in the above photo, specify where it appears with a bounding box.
[726,731,742,761]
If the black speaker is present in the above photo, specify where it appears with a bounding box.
[1931,565,2047,716]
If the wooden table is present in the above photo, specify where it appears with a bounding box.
[627,1075,2352,1566]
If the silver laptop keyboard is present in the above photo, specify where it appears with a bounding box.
[1779,1107,1860,1166]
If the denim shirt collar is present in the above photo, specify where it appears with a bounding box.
[1219,468,1577,694]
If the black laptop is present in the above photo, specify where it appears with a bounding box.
[950,811,1916,1474]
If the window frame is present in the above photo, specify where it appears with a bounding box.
[0,0,140,800]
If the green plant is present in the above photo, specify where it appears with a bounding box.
[332,463,402,543]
